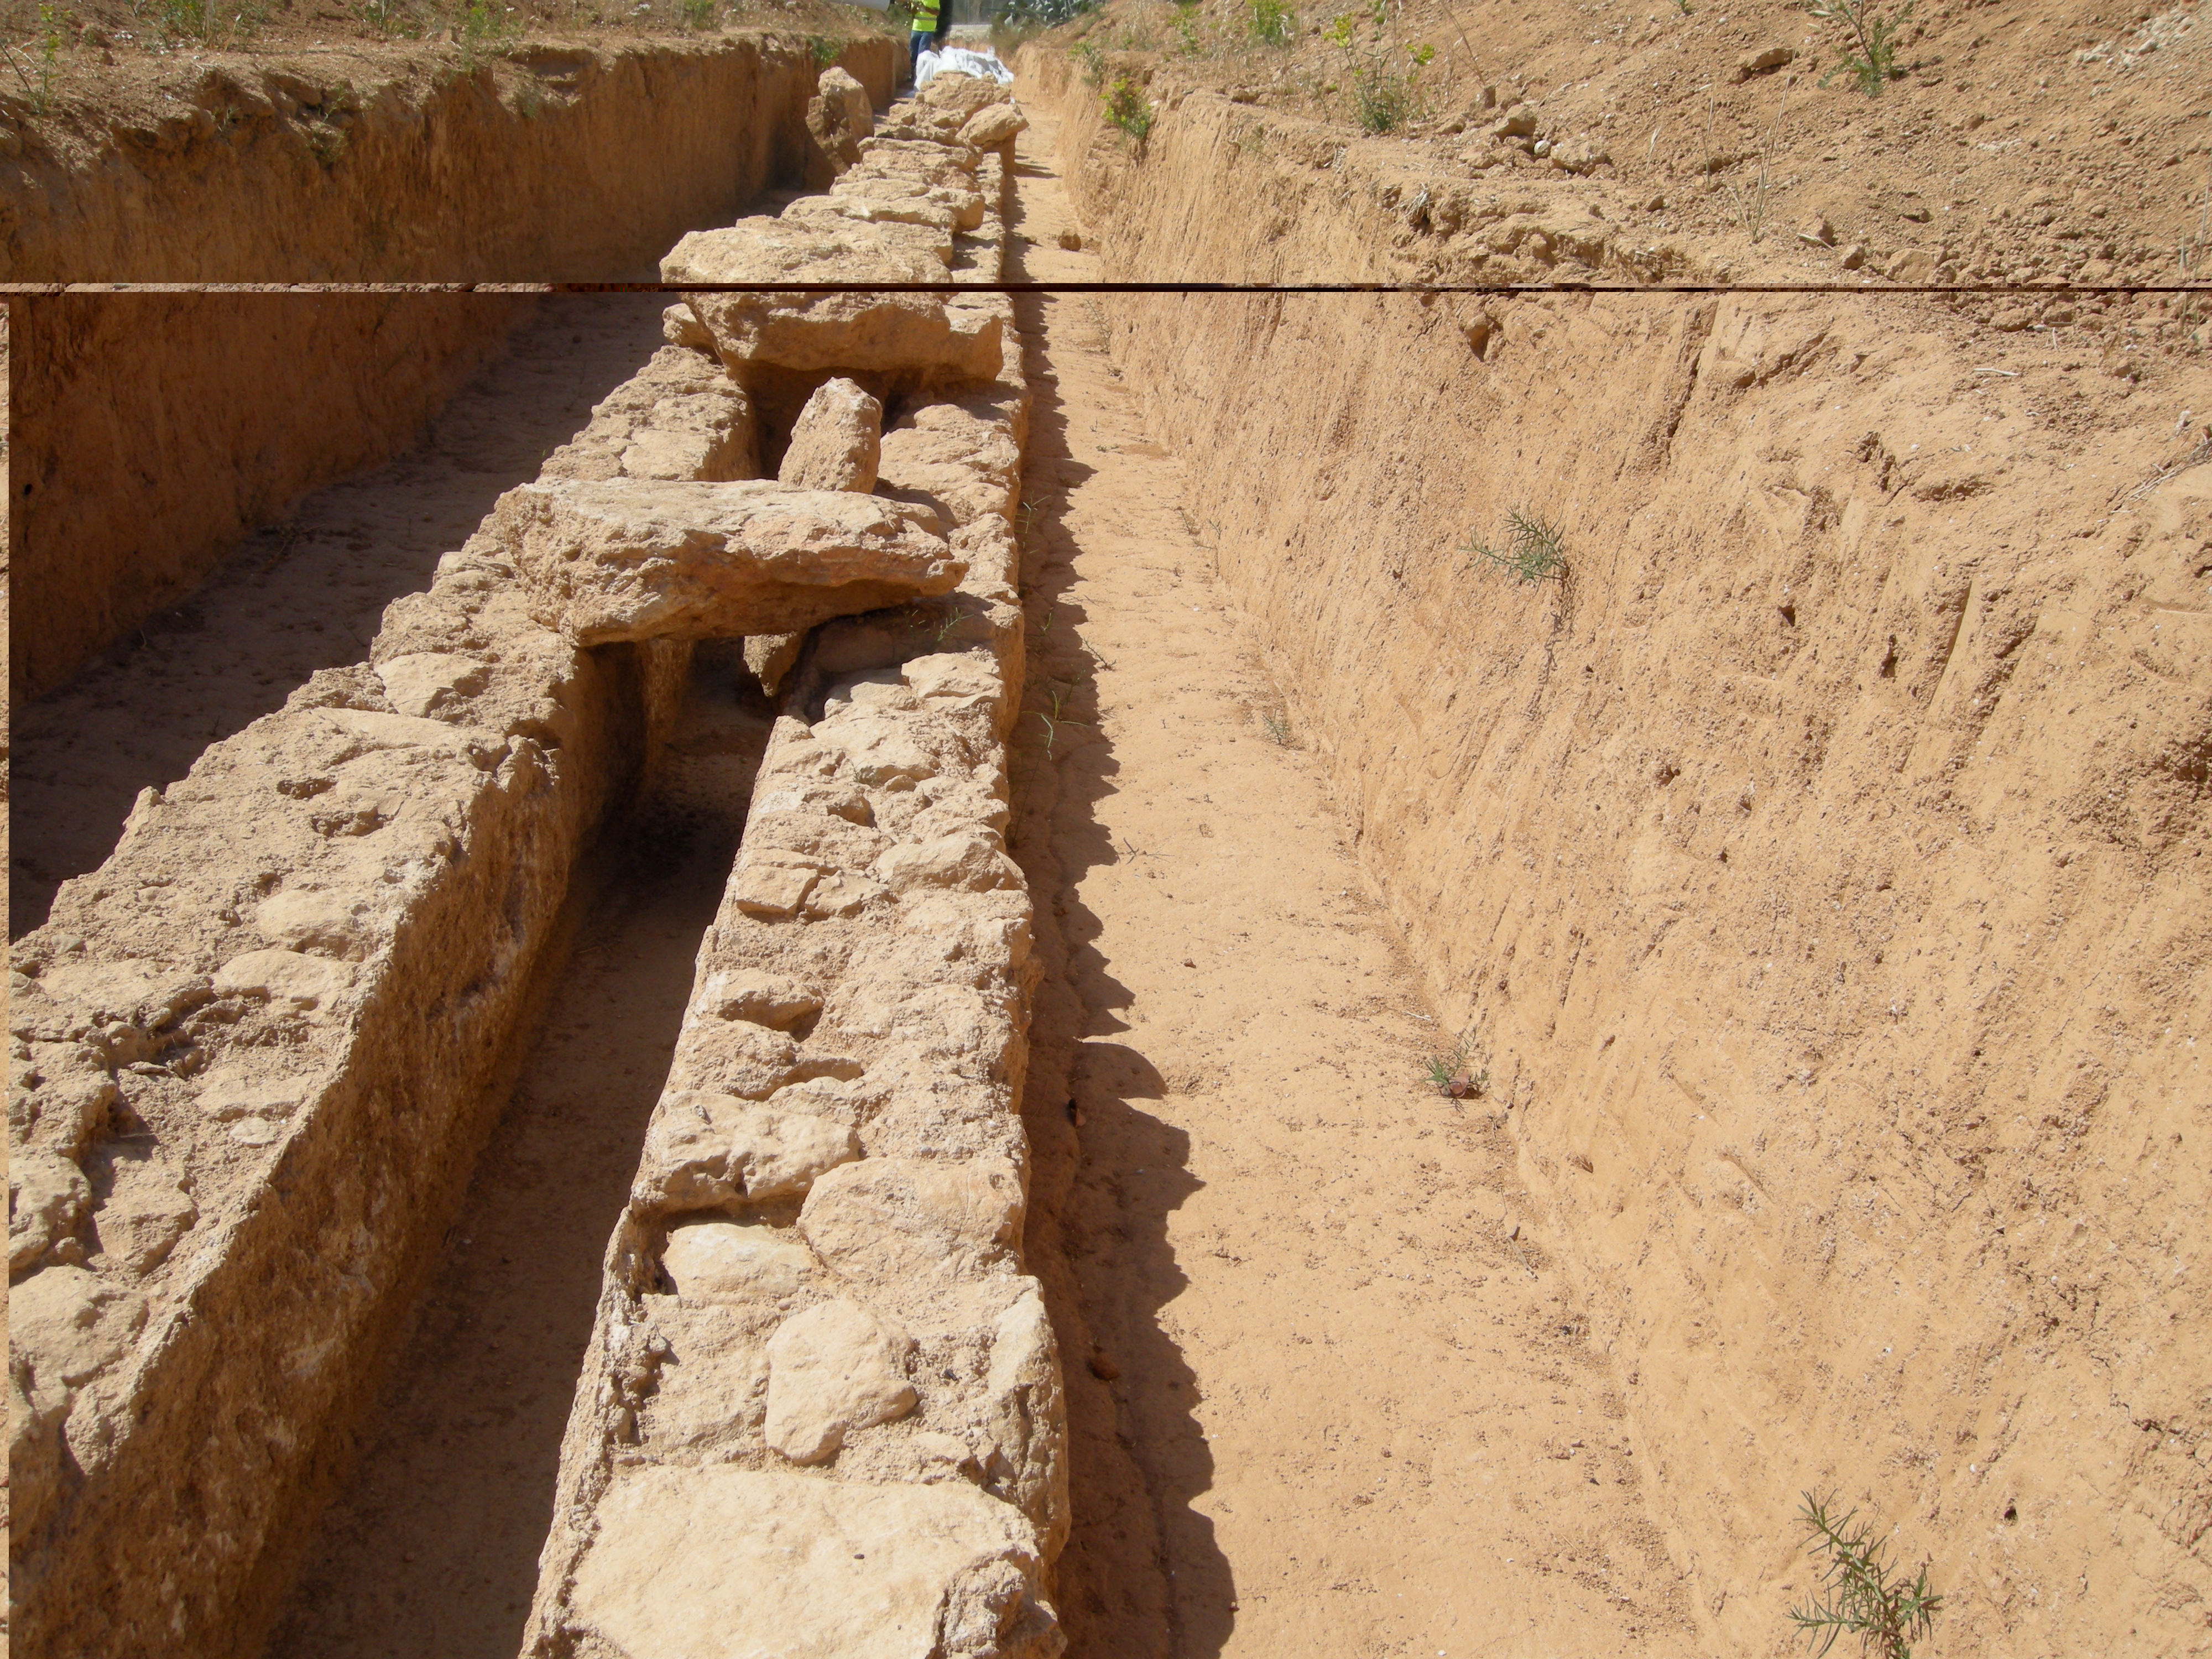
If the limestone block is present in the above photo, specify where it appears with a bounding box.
[805,67,876,188]
[11,1265,147,1389]
[193,1064,320,1122]
[566,1465,1057,1659]
[489,479,964,648]
[93,1164,197,1276]
[732,860,818,918]
[210,949,356,1016]
[639,1090,861,1209]
[982,1289,1070,1549]
[254,888,367,959]
[818,66,874,138]
[374,651,488,718]
[917,72,1011,120]
[776,196,958,264]
[697,968,822,1029]
[799,1155,1024,1285]
[812,712,943,790]
[11,1349,68,1540]
[802,872,888,919]
[779,377,883,493]
[959,105,1027,148]
[661,302,713,352]
[664,220,1004,379]
[875,828,1022,896]
[764,1297,919,1463]
[9,1150,90,1272]
[660,1220,815,1298]
[744,632,807,696]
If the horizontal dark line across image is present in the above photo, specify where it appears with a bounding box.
[7,281,2210,297]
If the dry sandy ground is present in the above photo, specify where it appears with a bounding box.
[7,292,666,940]
[1006,119,1700,1658]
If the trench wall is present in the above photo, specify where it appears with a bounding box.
[1022,51,2211,1658]
[4,30,899,701]
[6,334,759,1658]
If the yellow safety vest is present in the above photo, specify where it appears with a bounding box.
[911,0,941,25]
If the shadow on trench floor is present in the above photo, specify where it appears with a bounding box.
[264,646,773,1659]
[7,291,669,940]
[1006,277,1235,1658]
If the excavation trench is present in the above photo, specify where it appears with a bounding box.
[11,37,2207,1659]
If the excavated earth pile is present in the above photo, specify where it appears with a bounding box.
[9,67,1068,1659]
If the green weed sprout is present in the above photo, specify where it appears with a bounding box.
[1806,0,1913,96]
[1788,1492,1943,1659]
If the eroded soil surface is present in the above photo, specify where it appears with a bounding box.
[1006,116,1699,1658]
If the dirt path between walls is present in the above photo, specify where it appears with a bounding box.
[8,291,667,939]
[1005,116,1701,1659]
[266,650,773,1659]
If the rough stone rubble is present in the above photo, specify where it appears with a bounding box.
[521,70,1067,1659]
[8,65,1056,1659]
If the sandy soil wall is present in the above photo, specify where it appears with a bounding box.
[4,31,899,702]
[6,342,750,1658]
[1022,51,2211,1658]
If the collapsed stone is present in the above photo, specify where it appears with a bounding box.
[664,219,1003,380]
[489,478,966,645]
[806,66,876,188]
[779,376,884,492]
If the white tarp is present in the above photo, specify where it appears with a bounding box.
[915,45,1015,85]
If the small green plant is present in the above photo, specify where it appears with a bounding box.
[457,0,514,62]
[1465,508,1566,583]
[1103,74,1154,142]
[680,0,717,25]
[1424,1029,1488,1098]
[1,40,50,113]
[1349,43,1429,132]
[358,0,417,34]
[1327,1,1433,134]
[1032,687,1089,758]
[1261,712,1295,746]
[1788,1493,1943,1658]
[1248,0,1294,44]
[809,33,843,64]
[38,3,61,65]
[1069,39,1107,86]
[1172,1,1204,56]
[1806,0,1913,96]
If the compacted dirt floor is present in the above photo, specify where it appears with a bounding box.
[1005,116,1699,1658]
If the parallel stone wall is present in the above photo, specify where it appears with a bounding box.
[521,76,1072,1659]
[11,62,1066,1659]
[7,333,757,1659]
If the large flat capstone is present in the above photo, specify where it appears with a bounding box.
[664,219,1003,379]
[489,479,966,645]
[567,1465,1060,1659]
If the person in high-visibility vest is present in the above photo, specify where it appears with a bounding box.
[908,0,946,81]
